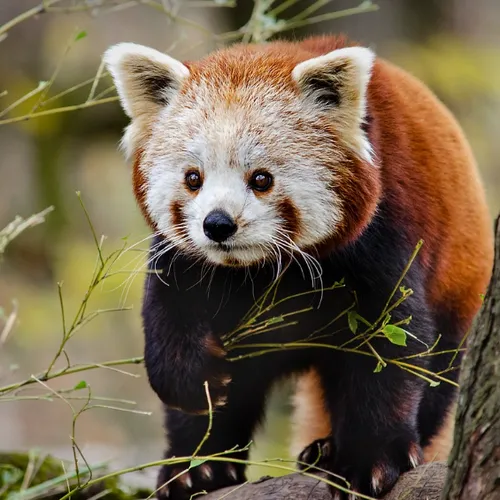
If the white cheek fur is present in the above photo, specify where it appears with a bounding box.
[144,162,181,240]
[279,167,343,248]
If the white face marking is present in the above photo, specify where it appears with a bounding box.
[142,81,344,267]
[104,43,377,268]
[104,42,377,268]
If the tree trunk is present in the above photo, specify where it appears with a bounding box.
[442,215,500,499]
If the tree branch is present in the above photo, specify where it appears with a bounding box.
[201,462,448,500]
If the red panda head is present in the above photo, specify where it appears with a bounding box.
[104,41,380,267]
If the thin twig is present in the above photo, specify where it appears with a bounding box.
[0,357,144,396]
[0,97,118,126]
[192,381,213,456]
[0,81,49,119]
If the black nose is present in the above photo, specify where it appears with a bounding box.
[203,210,237,243]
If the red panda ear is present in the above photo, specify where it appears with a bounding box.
[292,47,375,163]
[104,42,189,120]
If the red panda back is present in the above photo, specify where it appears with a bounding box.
[292,34,492,328]
[290,35,493,464]
[366,58,493,330]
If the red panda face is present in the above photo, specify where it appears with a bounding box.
[105,43,379,267]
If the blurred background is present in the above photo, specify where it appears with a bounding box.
[0,0,499,487]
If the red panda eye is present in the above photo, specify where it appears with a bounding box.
[250,172,273,192]
[185,171,202,191]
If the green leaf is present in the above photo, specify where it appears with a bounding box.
[189,459,207,469]
[382,325,407,346]
[429,380,440,388]
[347,311,358,334]
[75,31,87,41]
[73,380,88,390]
[373,362,383,373]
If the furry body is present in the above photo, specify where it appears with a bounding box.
[104,36,493,499]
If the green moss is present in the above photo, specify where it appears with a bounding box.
[0,451,152,500]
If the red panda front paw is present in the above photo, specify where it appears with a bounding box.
[156,461,244,500]
[298,436,336,469]
[148,332,231,414]
[297,433,422,499]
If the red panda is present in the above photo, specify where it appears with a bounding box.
[104,35,493,500]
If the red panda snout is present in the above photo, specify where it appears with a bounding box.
[203,210,238,243]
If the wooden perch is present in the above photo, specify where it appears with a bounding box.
[204,215,500,500]
[203,462,448,499]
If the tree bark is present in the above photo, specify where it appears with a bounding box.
[442,215,500,499]
[203,462,448,500]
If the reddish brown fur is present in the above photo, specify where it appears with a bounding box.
[320,147,380,251]
[135,37,493,307]
[364,58,493,330]
[276,197,301,240]
[132,148,155,229]
[423,404,456,461]
[170,200,187,240]
[202,334,227,359]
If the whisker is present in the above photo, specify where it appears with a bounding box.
[117,228,192,306]
[272,228,324,305]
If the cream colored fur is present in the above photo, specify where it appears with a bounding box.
[104,43,189,159]
[292,47,375,164]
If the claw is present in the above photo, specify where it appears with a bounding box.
[200,464,213,481]
[219,375,232,387]
[171,469,193,490]
[214,395,228,408]
[320,439,332,458]
[157,485,169,499]
[227,464,238,482]
[184,473,193,489]
[408,442,423,468]
[371,464,385,494]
